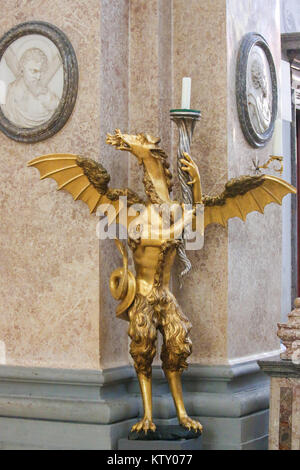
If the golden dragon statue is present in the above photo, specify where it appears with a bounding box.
[28,129,296,436]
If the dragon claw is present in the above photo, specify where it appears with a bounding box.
[179,416,203,433]
[131,418,156,434]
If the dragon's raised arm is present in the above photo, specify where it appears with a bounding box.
[27,153,143,224]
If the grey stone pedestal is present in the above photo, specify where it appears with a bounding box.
[0,360,270,449]
[118,436,202,450]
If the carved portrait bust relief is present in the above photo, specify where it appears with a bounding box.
[236,33,277,148]
[0,34,63,128]
[0,22,78,143]
[246,45,272,135]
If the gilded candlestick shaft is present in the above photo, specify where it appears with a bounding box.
[170,109,202,280]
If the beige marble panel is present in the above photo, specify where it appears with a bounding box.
[293,384,300,450]
[98,0,131,369]
[269,376,281,449]
[128,0,172,195]
[172,0,228,364]
[269,377,300,450]
[0,0,102,369]
[292,383,300,450]
[227,0,283,361]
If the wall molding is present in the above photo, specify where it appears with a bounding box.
[259,356,300,378]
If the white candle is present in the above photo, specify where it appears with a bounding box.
[181,77,191,109]
[272,119,282,156]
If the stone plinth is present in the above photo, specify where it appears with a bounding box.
[118,436,202,450]
[0,362,269,449]
[258,357,300,450]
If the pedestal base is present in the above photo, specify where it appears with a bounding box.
[118,436,202,450]
[0,361,270,449]
[129,424,201,441]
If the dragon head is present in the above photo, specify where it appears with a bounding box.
[106,129,161,164]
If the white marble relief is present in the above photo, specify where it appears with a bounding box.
[0,34,63,128]
[247,45,272,135]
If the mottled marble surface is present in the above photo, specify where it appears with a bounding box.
[128,0,172,195]
[0,0,103,369]
[98,0,131,369]
[172,0,228,364]
[269,376,300,450]
[227,0,283,361]
[0,0,287,371]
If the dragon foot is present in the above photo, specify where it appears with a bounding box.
[131,418,156,434]
[179,416,203,433]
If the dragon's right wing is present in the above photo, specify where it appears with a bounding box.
[28,153,107,213]
[28,153,142,225]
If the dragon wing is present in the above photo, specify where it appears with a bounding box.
[203,174,296,229]
[28,153,141,224]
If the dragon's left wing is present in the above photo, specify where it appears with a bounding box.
[203,174,296,228]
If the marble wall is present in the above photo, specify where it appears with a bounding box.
[98,0,131,369]
[0,0,102,369]
[172,0,229,364]
[0,0,286,371]
[227,0,283,361]
[128,0,172,203]
[172,0,284,364]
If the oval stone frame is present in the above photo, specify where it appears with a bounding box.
[236,32,278,148]
[0,21,78,143]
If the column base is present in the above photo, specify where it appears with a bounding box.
[0,365,137,450]
[0,416,136,450]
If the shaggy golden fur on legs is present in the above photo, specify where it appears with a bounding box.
[128,294,158,378]
[159,291,192,372]
[128,289,192,376]
[128,289,202,433]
